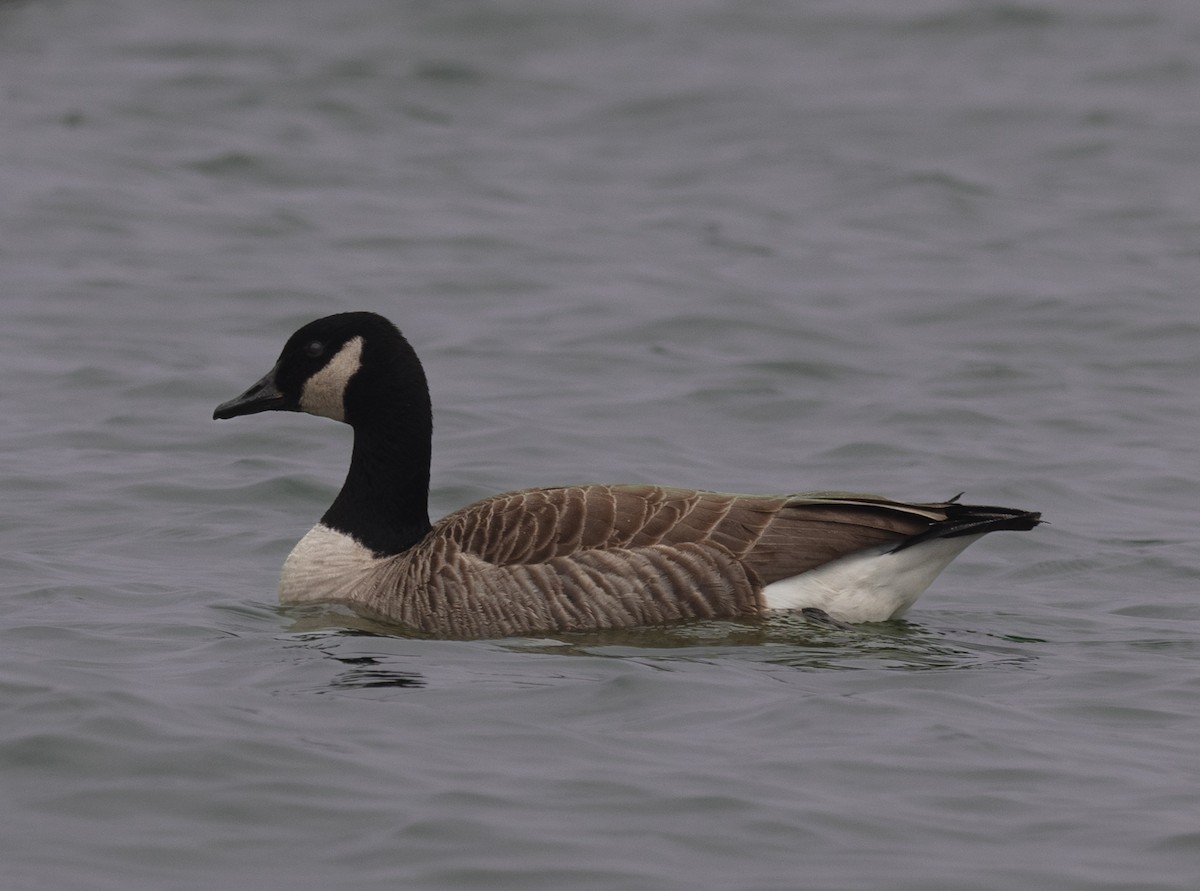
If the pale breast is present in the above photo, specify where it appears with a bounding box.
[279,523,384,605]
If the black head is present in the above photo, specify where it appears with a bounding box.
[213,312,427,427]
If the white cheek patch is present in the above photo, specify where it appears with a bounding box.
[299,336,364,421]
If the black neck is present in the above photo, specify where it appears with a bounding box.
[320,397,433,557]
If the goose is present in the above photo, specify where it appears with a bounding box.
[213,312,1040,639]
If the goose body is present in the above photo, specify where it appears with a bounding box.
[214,312,1041,639]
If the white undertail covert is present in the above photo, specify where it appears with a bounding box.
[761,534,983,622]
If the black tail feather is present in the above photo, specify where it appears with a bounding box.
[891,502,1042,553]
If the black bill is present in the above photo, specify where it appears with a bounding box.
[213,365,287,420]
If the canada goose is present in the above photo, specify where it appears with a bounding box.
[213,312,1040,638]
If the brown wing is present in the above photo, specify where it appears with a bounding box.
[736,492,954,582]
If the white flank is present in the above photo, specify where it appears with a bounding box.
[761,534,984,622]
[279,522,382,604]
[299,336,364,422]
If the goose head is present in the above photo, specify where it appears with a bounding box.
[212,311,429,428]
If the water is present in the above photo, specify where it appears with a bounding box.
[3,0,1200,888]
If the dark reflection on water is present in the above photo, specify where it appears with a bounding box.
[326,659,426,690]
[286,625,431,689]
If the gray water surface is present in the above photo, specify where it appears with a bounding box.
[4,2,1200,889]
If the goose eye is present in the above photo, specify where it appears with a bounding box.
[304,341,325,358]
